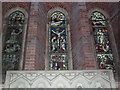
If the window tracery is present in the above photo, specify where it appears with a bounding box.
[2,11,26,75]
[48,11,68,70]
[90,11,114,70]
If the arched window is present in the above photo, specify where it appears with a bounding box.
[2,10,27,77]
[90,11,114,70]
[47,9,71,70]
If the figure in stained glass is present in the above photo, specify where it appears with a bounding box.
[91,11,114,70]
[48,11,68,70]
[2,10,26,78]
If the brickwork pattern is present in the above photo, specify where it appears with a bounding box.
[70,2,96,70]
[24,2,47,70]
[2,2,120,87]
[2,2,119,72]
[86,2,120,82]
[35,3,47,70]
[2,2,30,16]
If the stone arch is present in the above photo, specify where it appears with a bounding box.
[31,77,51,88]
[2,7,28,75]
[71,75,89,88]
[51,75,70,88]
[88,8,110,19]
[45,7,73,70]
[47,7,69,20]
[90,77,111,88]
[88,9,119,73]
[10,78,30,88]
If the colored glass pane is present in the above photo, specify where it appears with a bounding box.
[49,11,68,70]
[91,11,114,70]
[2,11,25,77]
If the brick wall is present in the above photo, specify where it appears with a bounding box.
[86,2,120,82]
[40,2,97,70]
[24,2,38,70]
[2,2,30,44]
[2,2,119,72]
[2,2,30,16]
[2,2,120,87]
[24,2,73,70]
[70,2,96,70]
[35,3,47,70]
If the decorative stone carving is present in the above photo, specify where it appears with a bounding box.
[4,70,116,88]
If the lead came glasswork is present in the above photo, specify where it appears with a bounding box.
[97,54,113,69]
[91,11,114,70]
[2,11,25,76]
[91,11,106,27]
[50,54,68,70]
[93,28,112,53]
[49,11,68,70]
[50,27,67,52]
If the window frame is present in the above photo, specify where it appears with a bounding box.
[45,8,73,70]
[3,8,28,70]
[88,9,119,71]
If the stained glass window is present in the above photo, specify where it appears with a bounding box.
[90,11,114,70]
[2,11,25,77]
[48,11,68,70]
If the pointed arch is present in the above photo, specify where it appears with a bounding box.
[89,11,115,70]
[45,7,72,70]
[2,8,28,79]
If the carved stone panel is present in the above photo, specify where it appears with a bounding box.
[4,70,116,88]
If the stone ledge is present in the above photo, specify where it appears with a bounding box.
[4,70,116,88]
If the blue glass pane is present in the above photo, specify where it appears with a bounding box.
[91,11,114,70]
[49,11,68,70]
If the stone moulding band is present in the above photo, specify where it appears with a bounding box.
[4,70,116,88]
